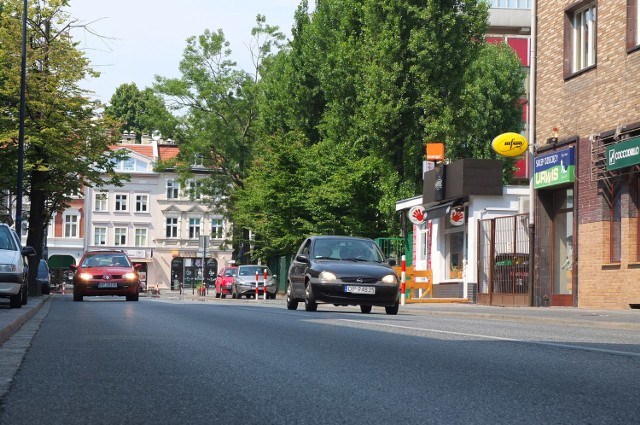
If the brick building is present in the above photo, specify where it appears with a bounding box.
[534,0,640,309]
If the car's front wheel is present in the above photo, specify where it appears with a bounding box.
[286,285,298,310]
[304,282,317,312]
[215,288,221,298]
[9,289,22,308]
[385,300,399,315]
[73,293,83,302]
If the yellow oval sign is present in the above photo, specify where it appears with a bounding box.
[491,132,529,157]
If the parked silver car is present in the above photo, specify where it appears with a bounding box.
[0,223,36,308]
[232,265,277,299]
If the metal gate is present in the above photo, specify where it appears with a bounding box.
[477,214,530,306]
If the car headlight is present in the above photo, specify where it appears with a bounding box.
[0,264,16,272]
[382,274,398,284]
[79,272,93,281]
[319,271,337,283]
[124,272,137,280]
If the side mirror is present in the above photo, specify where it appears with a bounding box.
[21,246,36,257]
[134,264,143,270]
[69,264,78,271]
[387,258,397,267]
[296,254,310,264]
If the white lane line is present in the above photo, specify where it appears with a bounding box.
[338,319,640,358]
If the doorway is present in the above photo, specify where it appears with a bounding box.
[552,188,574,306]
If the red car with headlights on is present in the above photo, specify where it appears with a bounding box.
[70,250,141,302]
[214,266,237,298]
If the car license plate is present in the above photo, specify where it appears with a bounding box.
[98,282,117,289]
[345,285,375,294]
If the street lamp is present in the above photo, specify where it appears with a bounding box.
[15,0,27,232]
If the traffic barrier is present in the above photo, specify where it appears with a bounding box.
[255,270,259,301]
[400,255,406,306]
[393,265,433,304]
[263,269,268,301]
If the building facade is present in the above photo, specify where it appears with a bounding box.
[535,0,640,309]
[45,134,233,291]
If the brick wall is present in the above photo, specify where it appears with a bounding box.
[537,1,640,146]
[537,1,640,309]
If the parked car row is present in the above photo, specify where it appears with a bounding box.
[213,265,277,299]
[0,223,36,308]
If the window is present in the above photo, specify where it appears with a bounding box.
[94,227,107,246]
[189,218,201,239]
[565,3,596,75]
[166,180,179,199]
[115,194,129,212]
[187,180,202,200]
[628,0,640,50]
[135,228,148,247]
[489,0,531,8]
[114,227,127,246]
[166,217,178,238]
[211,219,224,239]
[94,192,108,212]
[113,156,149,172]
[135,195,148,212]
[64,215,79,238]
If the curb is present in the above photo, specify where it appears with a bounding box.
[0,296,47,346]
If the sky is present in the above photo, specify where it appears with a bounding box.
[67,0,306,104]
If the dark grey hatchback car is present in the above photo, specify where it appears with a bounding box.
[286,236,400,314]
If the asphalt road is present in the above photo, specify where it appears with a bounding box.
[1,295,639,424]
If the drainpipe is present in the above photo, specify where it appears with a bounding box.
[528,1,537,306]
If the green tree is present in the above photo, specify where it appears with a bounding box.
[0,0,126,294]
[104,83,182,142]
[153,15,285,262]
[242,0,524,258]
[450,41,526,176]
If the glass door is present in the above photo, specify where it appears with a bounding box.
[552,188,574,304]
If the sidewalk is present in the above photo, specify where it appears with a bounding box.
[2,293,640,346]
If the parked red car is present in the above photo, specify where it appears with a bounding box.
[214,266,237,298]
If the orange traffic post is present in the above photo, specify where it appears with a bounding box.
[400,255,406,306]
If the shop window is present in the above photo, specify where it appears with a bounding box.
[446,229,465,279]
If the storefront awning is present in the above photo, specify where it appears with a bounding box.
[47,255,75,269]
[424,202,454,219]
[423,197,466,220]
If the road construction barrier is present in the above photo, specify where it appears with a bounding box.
[393,264,433,304]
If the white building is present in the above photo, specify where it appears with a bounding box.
[46,133,233,291]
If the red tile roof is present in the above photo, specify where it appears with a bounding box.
[158,145,180,160]
[110,144,154,159]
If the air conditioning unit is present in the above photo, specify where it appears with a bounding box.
[518,196,530,214]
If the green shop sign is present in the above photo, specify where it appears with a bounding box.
[534,147,575,189]
[606,137,640,171]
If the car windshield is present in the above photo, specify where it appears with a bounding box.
[82,254,131,268]
[313,238,384,262]
[224,269,237,277]
[238,266,271,277]
[0,227,17,251]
